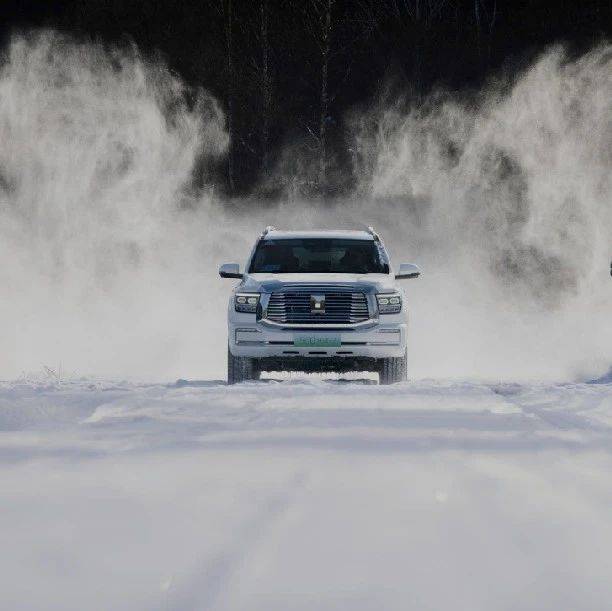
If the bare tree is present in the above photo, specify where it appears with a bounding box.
[319,0,334,189]
[220,0,236,193]
[300,0,381,193]
[304,0,336,191]
[360,0,448,92]
[474,0,497,66]
[260,0,272,175]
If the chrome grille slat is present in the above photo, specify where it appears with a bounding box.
[266,286,370,325]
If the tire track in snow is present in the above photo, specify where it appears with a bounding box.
[159,471,308,611]
[491,385,612,434]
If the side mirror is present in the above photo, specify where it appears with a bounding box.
[395,263,421,280]
[219,263,243,279]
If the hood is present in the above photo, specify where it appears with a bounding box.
[238,273,398,294]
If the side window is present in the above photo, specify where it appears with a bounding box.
[375,242,391,274]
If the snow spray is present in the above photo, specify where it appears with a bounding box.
[0,32,609,381]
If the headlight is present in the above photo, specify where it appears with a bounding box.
[377,293,402,314]
[234,292,260,313]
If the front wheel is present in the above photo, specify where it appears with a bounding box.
[378,350,407,385]
[227,346,260,384]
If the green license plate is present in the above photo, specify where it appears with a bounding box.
[294,336,341,348]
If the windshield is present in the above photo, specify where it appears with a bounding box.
[249,238,389,274]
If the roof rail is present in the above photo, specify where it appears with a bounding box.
[261,225,276,238]
[366,226,380,242]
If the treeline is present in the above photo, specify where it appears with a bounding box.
[3,0,611,196]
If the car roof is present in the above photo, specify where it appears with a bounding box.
[263,229,374,241]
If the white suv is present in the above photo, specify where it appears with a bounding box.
[219,227,420,384]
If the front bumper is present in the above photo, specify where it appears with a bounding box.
[229,319,407,359]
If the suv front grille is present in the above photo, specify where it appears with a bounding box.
[266,288,370,325]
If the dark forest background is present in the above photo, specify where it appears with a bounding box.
[1,0,611,197]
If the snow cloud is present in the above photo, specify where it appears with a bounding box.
[0,32,609,381]
[344,45,612,380]
[0,31,233,379]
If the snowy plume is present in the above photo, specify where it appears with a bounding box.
[0,32,226,276]
[0,32,609,381]
[354,47,611,300]
[343,45,612,380]
[0,31,230,378]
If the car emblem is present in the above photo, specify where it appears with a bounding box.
[310,294,326,314]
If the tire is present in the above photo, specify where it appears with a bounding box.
[378,350,407,385]
[227,346,260,385]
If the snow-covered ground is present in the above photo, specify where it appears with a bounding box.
[1,375,612,610]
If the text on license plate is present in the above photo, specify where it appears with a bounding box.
[293,336,341,348]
